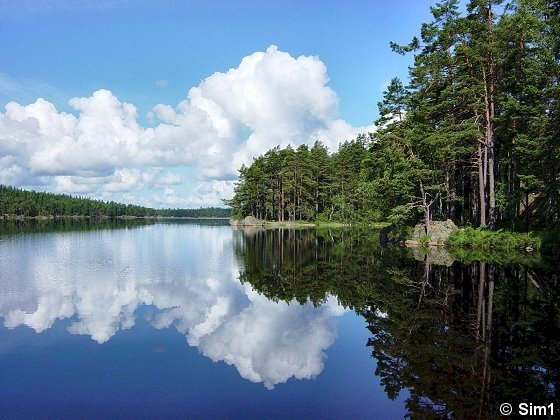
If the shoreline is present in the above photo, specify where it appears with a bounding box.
[0,214,230,221]
[230,217,388,229]
[231,217,559,255]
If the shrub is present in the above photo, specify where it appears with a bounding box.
[419,234,430,246]
[447,227,541,251]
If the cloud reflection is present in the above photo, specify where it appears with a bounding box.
[0,225,345,388]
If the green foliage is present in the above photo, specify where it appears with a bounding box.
[387,204,416,226]
[540,225,560,255]
[447,227,542,251]
[419,234,430,246]
[227,138,386,223]
[391,224,414,242]
[155,207,231,218]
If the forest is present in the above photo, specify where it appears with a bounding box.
[226,0,560,232]
[155,207,231,218]
[0,185,231,218]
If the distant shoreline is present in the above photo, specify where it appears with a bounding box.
[0,214,230,221]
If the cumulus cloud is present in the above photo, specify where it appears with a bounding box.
[0,91,150,181]
[152,45,374,180]
[0,46,375,205]
[141,180,234,209]
[153,170,184,186]
[52,168,185,195]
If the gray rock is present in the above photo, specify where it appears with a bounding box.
[231,216,266,226]
[410,219,459,245]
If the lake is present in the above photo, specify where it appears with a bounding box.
[0,220,558,418]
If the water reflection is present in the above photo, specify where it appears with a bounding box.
[2,222,559,416]
[0,222,344,389]
[235,227,560,417]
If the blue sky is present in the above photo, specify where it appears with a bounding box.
[0,0,437,208]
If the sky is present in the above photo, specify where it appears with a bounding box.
[0,0,438,208]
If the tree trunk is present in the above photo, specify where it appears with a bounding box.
[525,190,529,232]
[478,142,487,227]
[419,179,431,235]
[485,5,497,229]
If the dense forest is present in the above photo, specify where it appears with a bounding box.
[0,185,231,218]
[227,0,560,231]
[155,207,231,218]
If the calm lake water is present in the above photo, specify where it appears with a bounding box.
[0,220,558,418]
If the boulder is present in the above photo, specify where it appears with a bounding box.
[408,219,458,246]
[230,216,266,226]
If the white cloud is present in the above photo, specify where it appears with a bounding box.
[52,168,187,197]
[147,180,234,208]
[0,46,375,206]
[1,90,150,180]
[154,170,184,186]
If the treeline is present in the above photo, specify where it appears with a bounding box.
[228,0,560,230]
[225,140,379,222]
[0,185,157,217]
[0,185,231,218]
[155,207,232,218]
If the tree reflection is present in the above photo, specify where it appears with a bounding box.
[234,227,560,417]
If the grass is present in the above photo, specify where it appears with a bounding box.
[447,227,542,251]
